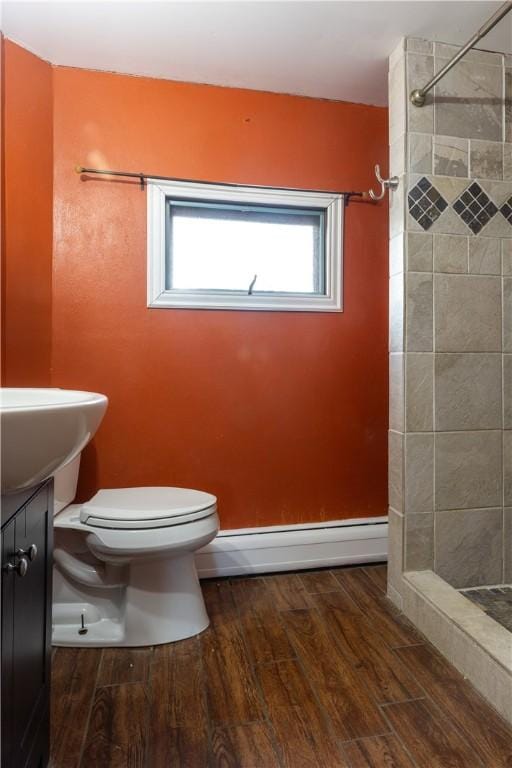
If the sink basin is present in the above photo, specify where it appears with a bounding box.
[1,388,108,494]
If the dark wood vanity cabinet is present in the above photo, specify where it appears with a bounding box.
[1,480,53,768]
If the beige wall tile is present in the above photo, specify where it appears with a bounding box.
[503,278,512,353]
[503,143,512,181]
[504,355,512,429]
[480,213,512,239]
[406,53,434,134]
[434,275,502,352]
[505,508,512,582]
[390,174,405,238]
[405,353,433,431]
[389,353,404,431]
[406,38,432,55]
[407,232,432,272]
[477,179,512,208]
[435,508,503,589]
[388,508,404,592]
[434,43,503,68]
[404,433,434,514]
[504,432,512,507]
[470,139,503,180]
[427,206,470,237]
[435,431,502,510]
[390,233,405,277]
[389,431,404,513]
[468,237,501,275]
[433,135,468,178]
[433,234,467,273]
[435,507,503,588]
[405,513,434,570]
[503,240,512,276]
[389,38,406,70]
[434,353,502,431]
[390,134,406,178]
[389,272,404,352]
[506,69,511,144]
[435,61,503,141]
[431,176,471,204]
[409,132,432,175]
[389,51,406,147]
[406,273,433,351]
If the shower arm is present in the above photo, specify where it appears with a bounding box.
[410,0,512,107]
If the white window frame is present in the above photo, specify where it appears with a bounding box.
[147,179,343,312]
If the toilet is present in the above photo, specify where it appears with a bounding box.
[51,455,219,647]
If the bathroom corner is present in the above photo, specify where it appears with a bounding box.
[388,33,512,722]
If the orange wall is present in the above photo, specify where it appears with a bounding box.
[50,66,389,529]
[2,40,53,385]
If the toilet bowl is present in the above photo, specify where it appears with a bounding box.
[51,457,219,647]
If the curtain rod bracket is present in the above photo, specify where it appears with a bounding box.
[410,88,426,108]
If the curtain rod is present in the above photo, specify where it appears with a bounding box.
[74,165,388,204]
[410,0,512,107]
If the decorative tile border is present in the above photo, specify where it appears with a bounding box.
[408,177,447,230]
[452,182,497,235]
[408,176,512,234]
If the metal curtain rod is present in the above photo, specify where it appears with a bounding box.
[74,165,395,203]
[410,0,512,107]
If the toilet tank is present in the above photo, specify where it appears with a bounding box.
[53,454,81,514]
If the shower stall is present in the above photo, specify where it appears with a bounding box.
[387,19,512,722]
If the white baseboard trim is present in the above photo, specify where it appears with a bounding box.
[195,516,388,578]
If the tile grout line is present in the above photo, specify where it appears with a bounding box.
[227,578,286,768]
[388,661,489,768]
[77,648,104,768]
[142,646,155,768]
[275,577,368,753]
[287,616,370,754]
[194,633,212,768]
[308,579,403,740]
[376,698,424,768]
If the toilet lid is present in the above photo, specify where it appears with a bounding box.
[79,487,217,529]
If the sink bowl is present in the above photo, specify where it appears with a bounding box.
[1,388,108,494]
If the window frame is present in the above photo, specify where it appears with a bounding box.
[147,179,344,312]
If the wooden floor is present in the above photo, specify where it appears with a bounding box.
[50,564,512,767]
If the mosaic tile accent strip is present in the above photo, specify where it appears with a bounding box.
[408,177,448,231]
[462,586,512,632]
[452,182,498,234]
[407,176,512,236]
[501,196,512,225]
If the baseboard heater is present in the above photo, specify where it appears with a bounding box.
[195,516,388,578]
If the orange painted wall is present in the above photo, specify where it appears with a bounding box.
[50,66,389,529]
[2,40,53,385]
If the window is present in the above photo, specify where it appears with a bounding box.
[147,180,343,311]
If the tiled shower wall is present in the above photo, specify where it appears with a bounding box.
[388,37,512,598]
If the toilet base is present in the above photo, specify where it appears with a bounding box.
[124,552,210,645]
[52,552,210,647]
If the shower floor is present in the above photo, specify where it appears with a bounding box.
[462,586,512,632]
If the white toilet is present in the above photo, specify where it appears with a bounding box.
[51,455,219,647]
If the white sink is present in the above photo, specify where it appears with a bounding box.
[0,388,108,494]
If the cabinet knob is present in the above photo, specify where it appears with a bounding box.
[17,544,38,562]
[3,557,29,577]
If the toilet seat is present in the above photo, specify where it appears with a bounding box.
[79,487,217,530]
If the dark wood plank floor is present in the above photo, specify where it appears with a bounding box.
[50,564,512,767]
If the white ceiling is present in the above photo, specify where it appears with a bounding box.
[2,1,512,106]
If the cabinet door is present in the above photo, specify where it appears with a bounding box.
[1,517,15,768]
[13,485,52,768]
[1,482,52,768]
